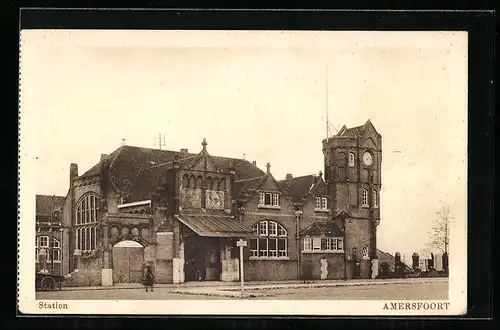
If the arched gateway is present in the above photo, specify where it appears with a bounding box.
[112,239,145,283]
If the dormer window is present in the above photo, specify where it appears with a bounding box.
[315,196,329,212]
[259,192,280,208]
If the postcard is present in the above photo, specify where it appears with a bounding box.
[18,28,467,315]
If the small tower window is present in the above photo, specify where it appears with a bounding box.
[362,189,369,207]
[373,189,378,208]
[348,153,355,167]
[362,245,369,259]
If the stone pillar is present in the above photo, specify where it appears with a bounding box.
[320,258,328,279]
[101,219,113,286]
[73,249,81,270]
[370,258,379,279]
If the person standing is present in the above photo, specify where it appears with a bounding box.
[144,265,154,292]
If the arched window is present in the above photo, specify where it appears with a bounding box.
[196,176,203,189]
[362,189,369,207]
[348,152,355,167]
[219,178,226,191]
[75,193,99,252]
[182,174,189,188]
[250,221,288,258]
[373,189,378,208]
[213,177,219,191]
[189,175,196,189]
[362,245,369,259]
[206,177,213,190]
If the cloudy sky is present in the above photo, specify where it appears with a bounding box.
[20,30,467,257]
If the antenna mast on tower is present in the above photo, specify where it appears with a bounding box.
[325,65,338,139]
[326,65,329,140]
[154,132,166,150]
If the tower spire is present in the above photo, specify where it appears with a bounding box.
[325,64,330,140]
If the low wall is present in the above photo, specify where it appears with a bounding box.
[244,260,298,281]
[301,253,345,280]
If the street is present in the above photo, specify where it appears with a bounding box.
[36,281,448,300]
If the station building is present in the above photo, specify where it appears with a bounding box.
[36,119,382,286]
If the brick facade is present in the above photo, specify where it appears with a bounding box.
[36,119,382,285]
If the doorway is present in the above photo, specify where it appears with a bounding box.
[112,240,144,283]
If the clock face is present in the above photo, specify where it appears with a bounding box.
[363,152,373,166]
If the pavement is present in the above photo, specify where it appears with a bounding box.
[59,277,448,299]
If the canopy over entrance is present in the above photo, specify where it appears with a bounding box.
[175,214,253,238]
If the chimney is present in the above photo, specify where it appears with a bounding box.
[70,163,78,182]
[286,173,293,180]
[100,154,110,196]
[180,148,188,158]
[252,161,256,166]
[266,162,271,174]
[122,138,126,146]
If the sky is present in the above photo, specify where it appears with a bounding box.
[19,30,468,257]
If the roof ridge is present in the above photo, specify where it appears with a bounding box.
[234,176,265,183]
[279,173,317,182]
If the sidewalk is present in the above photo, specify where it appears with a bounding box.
[61,277,448,293]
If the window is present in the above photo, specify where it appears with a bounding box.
[76,226,98,252]
[312,237,321,250]
[76,194,98,225]
[316,197,328,210]
[362,189,369,207]
[362,245,369,259]
[303,236,344,253]
[36,237,61,264]
[348,153,355,167]
[39,236,49,248]
[303,237,312,251]
[251,221,288,258]
[373,190,378,208]
[269,221,277,236]
[51,238,60,248]
[259,192,280,207]
[75,194,99,251]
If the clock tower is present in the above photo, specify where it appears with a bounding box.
[322,119,382,279]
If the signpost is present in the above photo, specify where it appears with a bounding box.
[236,239,247,294]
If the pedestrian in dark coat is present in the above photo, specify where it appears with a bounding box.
[144,265,154,292]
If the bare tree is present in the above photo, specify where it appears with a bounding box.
[428,205,451,253]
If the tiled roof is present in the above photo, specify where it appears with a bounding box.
[340,125,365,137]
[86,146,266,202]
[36,195,65,217]
[278,174,326,203]
[176,214,254,237]
[233,176,266,199]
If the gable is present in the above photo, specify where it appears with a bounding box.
[186,152,220,172]
[362,137,377,149]
[257,175,282,192]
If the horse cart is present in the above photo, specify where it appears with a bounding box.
[35,272,65,291]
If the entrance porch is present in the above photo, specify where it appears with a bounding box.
[174,214,254,283]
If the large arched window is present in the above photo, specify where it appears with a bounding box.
[250,221,288,258]
[75,194,99,251]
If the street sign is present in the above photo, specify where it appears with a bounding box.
[236,239,247,295]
